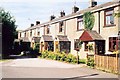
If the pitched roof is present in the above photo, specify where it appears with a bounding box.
[80,30,104,41]
[42,35,53,41]
[22,1,119,31]
[38,1,119,25]
[57,35,69,41]
[32,37,41,43]
[14,39,20,42]
[20,37,30,42]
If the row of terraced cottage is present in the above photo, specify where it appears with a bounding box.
[17,0,120,59]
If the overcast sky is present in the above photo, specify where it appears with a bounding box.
[0,0,112,30]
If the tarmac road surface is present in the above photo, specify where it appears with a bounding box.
[1,58,118,79]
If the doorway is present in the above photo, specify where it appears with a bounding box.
[95,40,105,55]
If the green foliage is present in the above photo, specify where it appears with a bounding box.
[87,43,94,51]
[33,43,39,53]
[78,40,83,50]
[79,59,86,64]
[40,51,86,64]
[83,12,95,30]
[0,8,17,58]
[87,57,95,68]
[114,12,120,17]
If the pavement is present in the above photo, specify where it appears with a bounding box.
[1,58,118,79]
[1,58,85,68]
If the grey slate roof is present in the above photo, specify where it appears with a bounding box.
[32,37,41,43]
[88,30,104,40]
[42,35,53,41]
[57,35,69,41]
[20,37,30,42]
[14,39,20,42]
[22,1,119,31]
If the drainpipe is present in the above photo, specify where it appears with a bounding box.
[64,21,66,35]
[44,26,45,35]
[98,11,100,34]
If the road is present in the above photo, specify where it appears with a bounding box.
[1,58,118,79]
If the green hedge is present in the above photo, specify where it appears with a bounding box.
[86,56,95,68]
[39,51,86,64]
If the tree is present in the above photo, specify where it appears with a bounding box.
[114,12,120,17]
[83,12,95,30]
[0,8,17,58]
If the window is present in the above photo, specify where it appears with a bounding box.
[74,39,79,50]
[46,26,50,34]
[59,21,64,32]
[84,42,88,51]
[60,41,71,53]
[77,16,84,31]
[24,32,26,37]
[104,8,114,26]
[20,32,21,38]
[37,31,40,36]
[30,30,32,37]
[109,37,118,51]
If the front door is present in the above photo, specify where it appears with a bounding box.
[48,41,54,51]
[95,40,105,55]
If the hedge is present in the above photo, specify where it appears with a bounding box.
[39,51,86,64]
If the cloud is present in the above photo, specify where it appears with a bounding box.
[0,0,112,30]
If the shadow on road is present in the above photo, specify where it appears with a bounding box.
[2,78,119,80]
[60,73,118,80]
[3,54,39,60]
[60,74,99,80]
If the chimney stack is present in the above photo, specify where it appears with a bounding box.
[89,0,97,7]
[72,6,79,13]
[31,24,34,27]
[60,10,65,17]
[36,21,40,25]
[50,15,56,21]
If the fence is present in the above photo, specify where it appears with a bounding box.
[94,54,119,74]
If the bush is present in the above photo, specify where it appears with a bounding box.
[66,54,73,63]
[41,51,49,58]
[40,51,86,64]
[60,53,66,61]
[87,57,95,68]
[79,59,86,64]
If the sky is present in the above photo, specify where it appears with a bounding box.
[0,0,113,30]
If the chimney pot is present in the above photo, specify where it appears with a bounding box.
[36,21,40,25]
[72,6,79,13]
[89,0,97,7]
[50,15,56,21]
[60,11,65,17]
[31,24,34,27]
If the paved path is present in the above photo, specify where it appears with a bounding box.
[1,58,118,79]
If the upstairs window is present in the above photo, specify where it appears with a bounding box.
[46,26,50,34]
[109,37,118,51]
[104,8,114,27]
[24,32,26,37]
[37,31,40,36]
[77,16,84,31]
[30,30,32,37]
[20,32,21,38]
[59,21,64,32]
